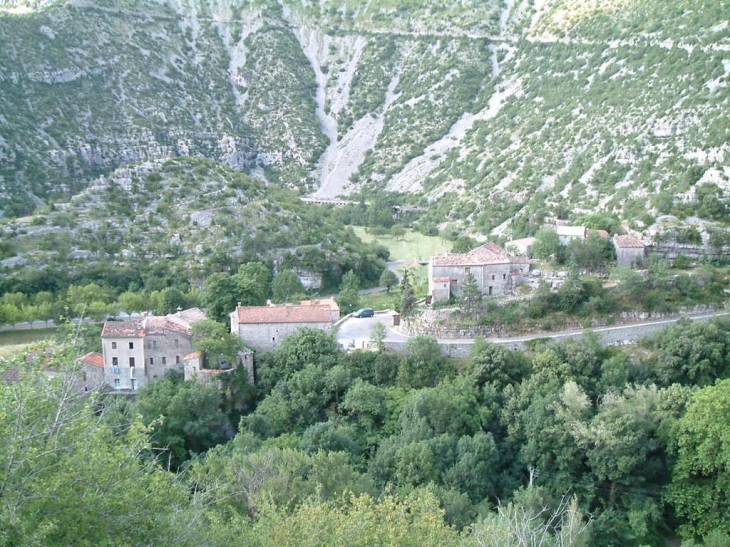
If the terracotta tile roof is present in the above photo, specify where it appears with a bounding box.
[469,242,505,256]
[102,320,144,338]
[102,309,207,338]
[183,350,202,361]
[300,298,340,312]
[614,235,645,248]
[507,237,536,246]
[432,277,450,283]
[587,229,609,239]
[81,352,104,369]
[432,249,529,267]
[174,308,207,324]
[234,304,333,324]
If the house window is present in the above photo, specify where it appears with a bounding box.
[152,340,157,349]
[176,355,180,364]
[174,339,179,348]
[111,342,117,349]
[114,379,120,387]
[503,273,506,280]
[491,274,495,280]
[129,342,134,349]
[129,357,135,367]
[112,357,118,367]
[488,286,493,296]
[150,357,154,365]
[162,357,167,365]
[464,267,471,274]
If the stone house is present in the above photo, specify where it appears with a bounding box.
[230,302,334,352]
[556,226,587,244]
[182,349,255,385]
[428,243,530,303]
[100,308,206,391]
[81,351,106,392]
[505,237,536,256]
[613,235,646,268]
[298,297,340,322]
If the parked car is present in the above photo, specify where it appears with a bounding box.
[353,308,374,318]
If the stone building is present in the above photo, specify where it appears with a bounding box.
[81,351,106,392]
[298,297,340,322]
[613,235,646,268]
[556,226,587,244]
[230,302,334,352]
[428,243,530,303]
[100,308,206,391]
[182,349,255,385]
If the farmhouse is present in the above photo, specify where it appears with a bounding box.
[613,235,646,268]
[230,302,334,352]
[100,308,206,391]
[428,243,529,303]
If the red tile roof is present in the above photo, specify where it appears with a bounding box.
[101,321,145,338]
[432,277,450,283]
[81,352,104,369]
[234,304,333,324]
[614,235,645,248]
[432,247,529,267]
[470,242,505,256]
[102,308,207,338]
[183,350,202,361]
[300,298,340,311]
[587,229,609,239]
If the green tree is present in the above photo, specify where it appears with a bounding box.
[0,353,194,546]
[461,271,482,312]
[665,379,730,539]
[370,321,387,351]
[271,269,305,304]
[380,269,399,293]
[274,327,339,376]
[233,261,271,306]
[117,290,148,315]
[390,224,407,240]
[136,371,230,469]
[467,337,525,390]
[397,335,451,389]
[203,272,236,322]
[337,270,361,314]
[400,269,417,317]
[237,491,462,547]
[532,228,561,260]
[191,319,245,368]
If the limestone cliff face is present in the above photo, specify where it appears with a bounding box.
[0,0,728,229]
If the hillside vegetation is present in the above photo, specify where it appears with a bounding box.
[0,0,726,231]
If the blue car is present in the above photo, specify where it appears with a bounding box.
[353,308,374,318]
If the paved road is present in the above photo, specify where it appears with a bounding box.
[336,309,730,351]
[336,311,407,349]
[357,260,413,295]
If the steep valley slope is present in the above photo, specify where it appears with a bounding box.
[0,0,727,235]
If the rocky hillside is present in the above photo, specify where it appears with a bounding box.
[0,0,728,234]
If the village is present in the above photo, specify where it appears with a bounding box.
[75,221,729,394]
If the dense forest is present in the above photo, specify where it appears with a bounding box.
[2,316,730,546]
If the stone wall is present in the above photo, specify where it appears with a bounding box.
[386,310,729,356]
[650,243,730,260]
[404,305,719,339]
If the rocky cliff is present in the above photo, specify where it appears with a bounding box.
[0,0,727,231]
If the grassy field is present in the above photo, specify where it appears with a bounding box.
[0,328,56,358]
[352,227,451,262]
